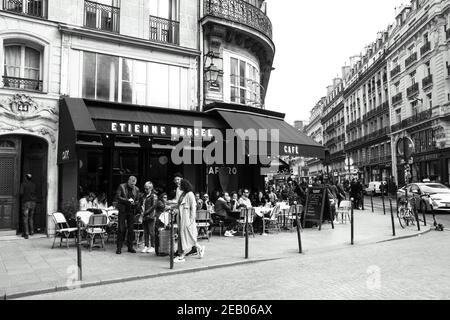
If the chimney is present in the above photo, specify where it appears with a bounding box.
[342,66,351,79]
[327,85,334,96]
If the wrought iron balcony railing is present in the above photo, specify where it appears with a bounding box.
[2,0,47,18]
[405,52,417,68]
[1,76,43,91]
[406,82,419,98]
[422,74,433,89]
[390,65,401,78]
[391,109,433,132]
[204,0,273,39]
[392,92,403,105]
[149,15,179,45]
[84,0,120,33]
[420,41,431,56]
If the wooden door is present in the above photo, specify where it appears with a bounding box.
[0,138,20,230]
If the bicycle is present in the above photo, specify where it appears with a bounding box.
[397,198,416,229]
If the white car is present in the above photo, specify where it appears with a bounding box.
[397,183,450,213]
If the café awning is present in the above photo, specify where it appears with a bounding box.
[216,110,324,158]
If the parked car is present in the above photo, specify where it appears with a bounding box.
[397,183,450,213]
[365,182,383,196]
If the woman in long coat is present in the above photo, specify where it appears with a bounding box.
[174,179,206,263]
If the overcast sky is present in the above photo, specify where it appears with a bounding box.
[264,0,406,125]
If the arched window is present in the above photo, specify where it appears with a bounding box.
[3,43,42,91]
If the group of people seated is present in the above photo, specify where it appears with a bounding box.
[79,192,109,211]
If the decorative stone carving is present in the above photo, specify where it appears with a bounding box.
[0,94,58,148]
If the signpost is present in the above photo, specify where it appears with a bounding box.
[345,157,354,179]
[303,187,334,230]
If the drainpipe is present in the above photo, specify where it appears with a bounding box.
[198,0,204,112]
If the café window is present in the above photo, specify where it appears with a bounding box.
[82,51,189,109]
[3,44,42,91]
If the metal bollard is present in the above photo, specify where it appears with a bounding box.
[170,209,174,270]
[389,198,396,237]
[381,193,386,215]
[422,208,427,227]
[370,192,374,213]
[351,198,354,245]
[413,202,421,232]
[245,209,249,259]
[76,216,82,281]
[295,206,303,254]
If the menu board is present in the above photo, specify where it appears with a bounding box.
[303,187,327,230]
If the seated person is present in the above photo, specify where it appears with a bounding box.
[202,194,213,211]
[213,192,238,237]
[238,189,253,209]
[79,192,94,211]
[195,193,204,210]
[93,192,108,209]
[254,191,268,207]
[230,192,239,213]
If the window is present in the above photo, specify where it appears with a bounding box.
[229,56,261,107]
[83,51,119,101]
[149,0,177,20]
[149,0,179,44]
[3,44,42,91]
[82,51,189,109]
[396,108,402,123]
[84,0,120,33]
[3,0,47,18]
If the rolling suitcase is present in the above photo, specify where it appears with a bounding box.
[155,227,178,256]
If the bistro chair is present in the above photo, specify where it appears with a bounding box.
[337,200,352,224]
[264,204,281,234]
[85,214,108,251]
[286,204,304,232]
[133,214,145,248]
[104,209,119,244]
[196,210,212,241]
[51,212,78,249]
[210,213,225,237]
[236,208,255,238]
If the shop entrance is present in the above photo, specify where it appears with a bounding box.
[0,135,48,233]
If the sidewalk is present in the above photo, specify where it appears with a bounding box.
[0,207,431,299]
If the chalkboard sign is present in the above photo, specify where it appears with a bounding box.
[303,187,334,230]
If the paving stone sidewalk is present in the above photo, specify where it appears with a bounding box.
[0,207,430,299]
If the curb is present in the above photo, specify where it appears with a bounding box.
[375,226,432,244]
[5,257,282,300]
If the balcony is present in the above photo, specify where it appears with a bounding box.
[406,82,419,98]
[2,0,46,18]
[405,52,417,68]
[84,0,120,33]
[390,65,401,78]
[204,0,273,39]
[1,76,43,92]
[420,41,431,56]
[149,15,179,45]
[422,75,433,90]
[392,92,403,105]
[391,109,433,132]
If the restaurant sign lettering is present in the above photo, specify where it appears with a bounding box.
[95,120,216,141]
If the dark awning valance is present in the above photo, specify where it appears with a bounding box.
[217,110,324,158]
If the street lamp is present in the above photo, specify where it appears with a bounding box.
[204,51,223,91]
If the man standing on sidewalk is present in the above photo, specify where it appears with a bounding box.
[115,176,140,255]
[20,174,37,239]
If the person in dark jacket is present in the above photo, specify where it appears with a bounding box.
[214,192,238,237]
[141,182,157,254]
[20,174,37,239]
[115,176,141,255]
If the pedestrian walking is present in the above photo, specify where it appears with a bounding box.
[173,179,205,263]
[115,176,141,255]
[20,174,37,239]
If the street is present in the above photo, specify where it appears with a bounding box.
[364,195,450,227]
[19,230,450,300]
